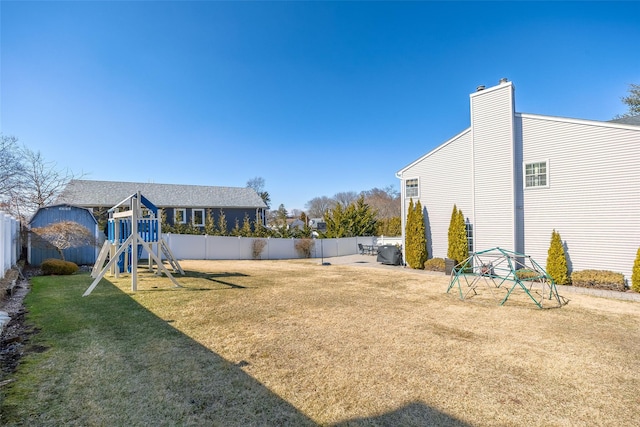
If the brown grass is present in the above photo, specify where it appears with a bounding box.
[107,259,640,426]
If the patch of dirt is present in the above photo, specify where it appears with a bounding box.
[1,265,42,384]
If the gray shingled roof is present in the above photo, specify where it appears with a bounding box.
[609,115,640,126]
[56,180,267,209]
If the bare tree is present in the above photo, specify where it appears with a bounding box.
[333,191,359,207]
[246,176,271,209]
[305,196,335,218]
[0,135,25,204]
[10,147,82,218]
[31,221,97,261]
[361,186,400,219]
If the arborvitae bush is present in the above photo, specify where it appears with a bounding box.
[41,258,79,275]
[424,257,445,272]
[546,229,570,285]
[405,199,427,269]
[631,248,640,292]
[447,205,469,264]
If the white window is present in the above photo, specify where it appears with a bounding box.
[405,178,419,198]
[174,208,186,224]
[466,222,474,254]
[192,209,205,227]
[524,161,548,188]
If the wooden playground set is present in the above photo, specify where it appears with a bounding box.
[83,192,184,296]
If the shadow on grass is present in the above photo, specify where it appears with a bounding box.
[332,401,472,426]
[182,270,249,289]
[1,273,470,426]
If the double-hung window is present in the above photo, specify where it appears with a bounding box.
[405,178,419,199]
[524,161,548,188]
[192,209,205,227]
[466,222,474,254]
[174,208,186,224]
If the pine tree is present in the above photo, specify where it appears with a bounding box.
[240,214,252,237]
[204,209,217,235]
[324,203,346,238]
[632,247,640,292]
[231,218,241,237]
[546,229,570,285]
[217,209,228,236]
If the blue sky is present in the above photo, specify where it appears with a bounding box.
[2,1,639,212]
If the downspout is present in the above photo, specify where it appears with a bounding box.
[395,171,406,265]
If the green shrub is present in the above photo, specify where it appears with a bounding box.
[405,199,427,269]
[546,230,570,285]
[515,269,545,282]
[424,258,445,272]
[447,205,468,264]
[571,270,626,292]
[632,248,640,293]
[41,258,79,275]
[294,238,315,258]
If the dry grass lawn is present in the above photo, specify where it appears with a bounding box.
[105,259,640,426]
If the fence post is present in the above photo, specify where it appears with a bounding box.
[0,212,5,279]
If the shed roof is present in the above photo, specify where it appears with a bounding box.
[57,180,268,209]
[29,203,98,225]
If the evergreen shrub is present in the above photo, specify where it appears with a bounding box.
[41,258,79,275]
[571,270,626,292]
[424,258,445,272]
[632,248,640,292]
[447,205,469,264]
[405,199,427,269]
[546,230,570,285]
[515,269,544,282]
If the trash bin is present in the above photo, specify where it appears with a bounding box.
[377,245,402,265]
[445,258,457,275]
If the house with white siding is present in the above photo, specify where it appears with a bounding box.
[396,79,640,283]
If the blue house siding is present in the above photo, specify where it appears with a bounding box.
[29,204,99,266]
[164,207,262,233]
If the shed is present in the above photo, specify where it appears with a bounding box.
[28,204,100,266]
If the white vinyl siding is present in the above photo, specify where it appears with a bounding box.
[398,130,473,260]
[470,82,516,251]
[521,115,640,280]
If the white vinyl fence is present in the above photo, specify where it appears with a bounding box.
[156,234,402,261]
[0,211,20,279]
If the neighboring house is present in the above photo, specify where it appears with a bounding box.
[56,180,268,233]
[28,204,100,266]
[396,79,640,282]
